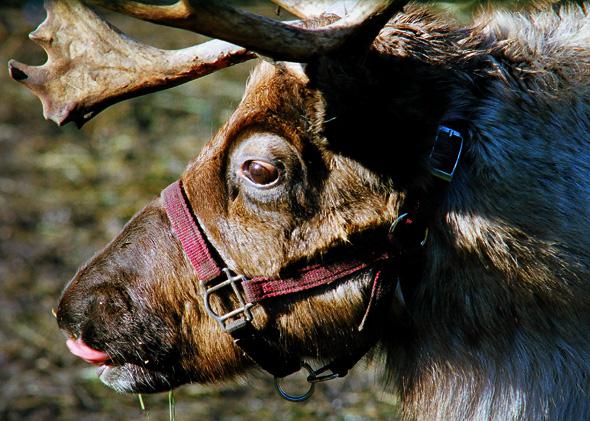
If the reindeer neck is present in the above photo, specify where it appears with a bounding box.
[382,47,590,421]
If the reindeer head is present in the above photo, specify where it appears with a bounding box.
[10,0,470,396]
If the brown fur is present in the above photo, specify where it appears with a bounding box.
[57,3,590,419]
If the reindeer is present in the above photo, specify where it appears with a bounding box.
[9,0,590,418]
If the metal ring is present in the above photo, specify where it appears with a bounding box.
[389,213,429,248]
[274,363,315,402]
[389,213,409,233]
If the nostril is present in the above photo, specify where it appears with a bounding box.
[57,290,114,365]
[56,303,78,339]
[57,280,130,332]
[56,288,86,339]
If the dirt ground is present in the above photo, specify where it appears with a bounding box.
[0,2,402,419]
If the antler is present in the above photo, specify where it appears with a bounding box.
[91,0,406,60]
[8,0,254,127]
[9,0,407,127]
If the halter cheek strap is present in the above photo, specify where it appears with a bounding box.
[161,181,221,282]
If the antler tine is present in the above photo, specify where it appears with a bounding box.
[90,0,409,62]
[8,0,254,127]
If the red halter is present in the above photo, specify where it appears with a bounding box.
[161,123,463,399]
[162,180,397,384]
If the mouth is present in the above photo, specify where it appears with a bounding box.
[65,337,180,393]
[66,338,112,365]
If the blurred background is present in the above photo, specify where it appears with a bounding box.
[0,0,564,419]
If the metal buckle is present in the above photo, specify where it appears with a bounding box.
[202,268,253,332]
[430,125,463,182]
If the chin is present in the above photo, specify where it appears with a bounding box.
[97,363,184,394]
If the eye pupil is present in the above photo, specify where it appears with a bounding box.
[242,160,279,185]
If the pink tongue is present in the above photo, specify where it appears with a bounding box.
[66,338,110,365]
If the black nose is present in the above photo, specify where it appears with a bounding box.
[57,277,131,342]
[56,278,88,338]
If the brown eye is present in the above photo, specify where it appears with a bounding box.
[241,160,280,186]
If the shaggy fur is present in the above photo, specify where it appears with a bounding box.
[57,3,590,420]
